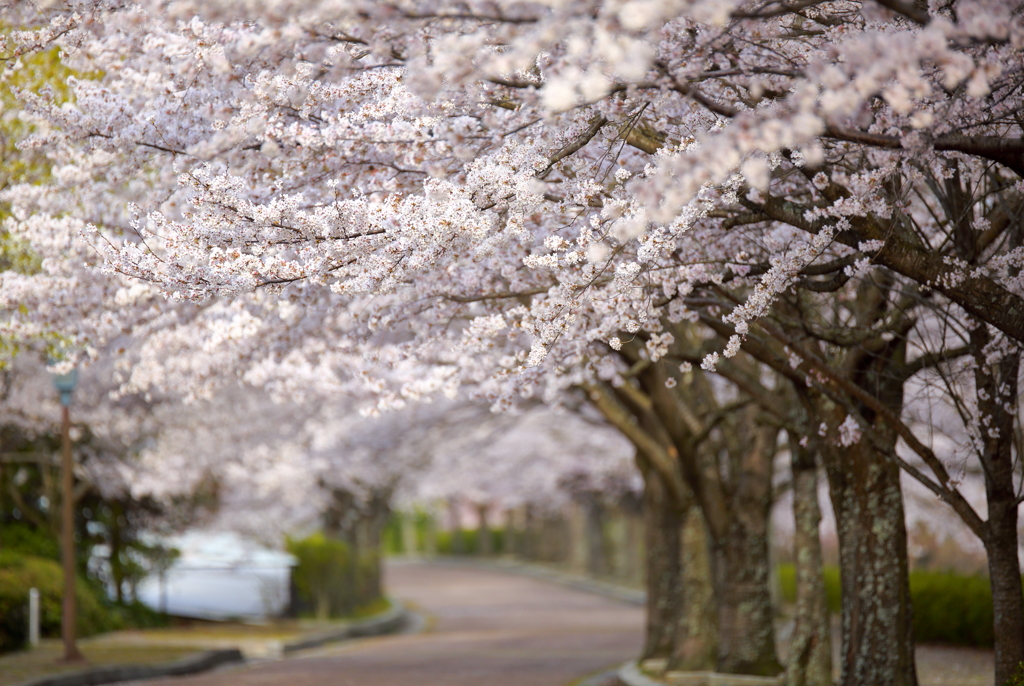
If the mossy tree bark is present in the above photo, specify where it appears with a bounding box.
[825,437,915,686]
[669,503,717,671]
[639,362,781,677]
[785,435,832,686]
[701,412,780,676]
[640,465,685,662]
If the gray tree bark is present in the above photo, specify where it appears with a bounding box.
[785,440,832,686]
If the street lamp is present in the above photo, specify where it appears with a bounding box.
[51,367,84,663]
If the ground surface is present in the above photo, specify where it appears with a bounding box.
[114,560,645,686]
[0,642,202,686]
[0,609,381,685]
[4,560,996,686]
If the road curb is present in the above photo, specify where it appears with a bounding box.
[15,649,245,686]
[280,600,408,654]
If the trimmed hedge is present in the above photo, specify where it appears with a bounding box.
[911,570,994,646]
[287,533,352,619]
[778,563,1020,647]
[286,532,384,619]
[435,528,506,556]
[0,551,119,652]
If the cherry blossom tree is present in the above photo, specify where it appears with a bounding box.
[5,1,1024,684]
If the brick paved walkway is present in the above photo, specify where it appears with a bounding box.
[129,560,644,686]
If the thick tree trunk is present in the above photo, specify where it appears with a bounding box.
[786,443,832,686]
[986,486,1024,686]
[642,471,685,661]
[708,421,781,677]
[711,516,780,675]
[669,503,717,672]
[825,440,916,686]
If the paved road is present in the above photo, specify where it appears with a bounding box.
[138,560,644,686]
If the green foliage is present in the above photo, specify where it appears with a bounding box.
[777,564,1022,647]
[286,532,388,619]
[345,595,391,620]
[0,551,121,653]
[286,532,350,617]
[0,523,60,561]
[0,39,95,196]
[776,563,842,614]
[0,35,99,369]
[1004,663,1024,686]
[910,570,994,646]
[434,528,506,556]
[382,516,403,554]
[111,600,170,630]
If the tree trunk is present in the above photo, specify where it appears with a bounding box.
[711,515,781,675]
[825,439,916,686]
[109,500,125,605]
[476,503,493,556]
[523,503,537,560]
[708,421,781,677]
[972,334,1024,686]
[786,442,832,686]
[568,502,588,572]
[987,496,1024,686]
[585,496,609,577]
[424,511,437,556]
[448,499,465,555]
[610,507,628,580]
[625,511,643,586]
[361,493,390,601]
[669,503,717,672]
[642,470,685,662]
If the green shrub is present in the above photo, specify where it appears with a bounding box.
[910,569,994,646]
[287,532,352,620]
[434,527,506,556]
[0,551,119,653]
[0,524,60,561]
[777,563,1020,647]
[112,599,170,629]
[776,563,842,614]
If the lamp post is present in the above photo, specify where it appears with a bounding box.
[52,367,84,663]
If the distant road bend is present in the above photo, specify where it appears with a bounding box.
[135,560,645,686]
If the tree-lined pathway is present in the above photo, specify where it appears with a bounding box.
[131,560,644,686]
